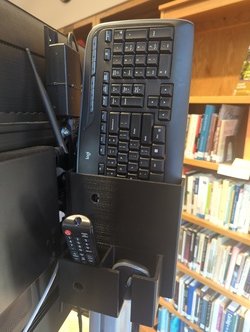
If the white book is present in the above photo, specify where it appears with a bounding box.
[209,178,223,224]
[178,274,190,313]
[196,174,210,219]
[242,309,250,332]
[184,114,201,159]
[235,251,250,290]
[237,184,250,232]
[185,173,196,214]
[230,186,244,230]
[238,256,250,295]
[209,294,226,332]
[217,178,231,226]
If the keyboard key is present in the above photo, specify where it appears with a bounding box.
[117,164,127,175]
[149,27,174,39]
[150,159,165,173]
[150,173,164,182]
[118,141,129,152]
[112,68,122,78]
[133,84,144,95]
[123,67,134,78]
[106,168,116,176]
[146,67,157,78]
[100,122,107,133]
[120,113,131,129]
[102,95,108,107]
[102,83,109,95]
[136,42,147,53]
[130,113,142,139]
[113,55,123,66]
[98,163,105,174]
[134,67,145,78]
[147,96,159,108]
[152,144,165,158]
[160,40,173,53]
[135,55,146,66]
[113,43,123,54]
[125,28,148,40]
[119,130,130,141]
[141,113,154,145]
[130,139,140,150]
[105,30,112,43]
[109,112,119,134]
[110,96,120,107]
[121,97,143,107]
[107,147,117,157]
[124,42,135,53]
[114,29,124,41]
[158,54,172,78]
[159,109,171,121]
[111,84,121,95]
[99,145,106,155]
[103,71,110,83]
[123,55,134,66]
[160,84,173,96]
[101,111,107,122]
[153,126,166,143]
[107,158,117,167]
[108,135,118,145]
[129,151,139,161]
[139,157,150,168]
[160,97,172,108]
[139,169,149,180]
[147,54,158,66]
[104,48,111,61]
[118,153,128,163]
[128,173,138,180]
[128,162,139,172]
[122,84,133,95]
[148,41,159,53]
[140,146,151,157]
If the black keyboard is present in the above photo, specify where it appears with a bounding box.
[77,20,193,183]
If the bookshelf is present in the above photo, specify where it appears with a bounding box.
[160,0,250,331]
[177,262,250,309]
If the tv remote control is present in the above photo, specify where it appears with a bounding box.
[62,214,99,265]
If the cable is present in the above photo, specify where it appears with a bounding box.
[77,307,83,332]
[22,262,59,332]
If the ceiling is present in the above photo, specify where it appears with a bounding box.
[9,0,128,29]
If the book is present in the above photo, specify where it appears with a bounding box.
[222,301,240,332]
[199,288,215,329]
[225,243,246,289]
[184,114,202,159]
[157,306,167,332]
[209,295,226,332]
[186,279,201,320]
[211,104,243,163]
[170,315,181,332]
[196,104,217,160]
[205,112,219,161]
[235,251,250,291]
[205,291,219,332]
[233,45,250,95]
[242,309,250,332]
[216,298,230,332]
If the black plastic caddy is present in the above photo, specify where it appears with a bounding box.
[59,173,183,326]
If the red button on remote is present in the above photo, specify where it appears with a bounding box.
[64,229,72,236]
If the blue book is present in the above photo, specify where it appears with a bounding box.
[157,307,167,332]
[222,301,240,332]
[170,315,180,332]
[186,280,201,320]
[196,105,217,159]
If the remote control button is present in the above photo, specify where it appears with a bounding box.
[64,229,72,236]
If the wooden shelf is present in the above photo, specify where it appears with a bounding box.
[183,158,219,171]
[177,262,250,309]
[182,212,250,246]
[189,96,250,105]
[159,298,202,332]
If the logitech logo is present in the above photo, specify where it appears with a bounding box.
[85,151,91,160]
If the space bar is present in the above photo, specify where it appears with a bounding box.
[121,97,143,107]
